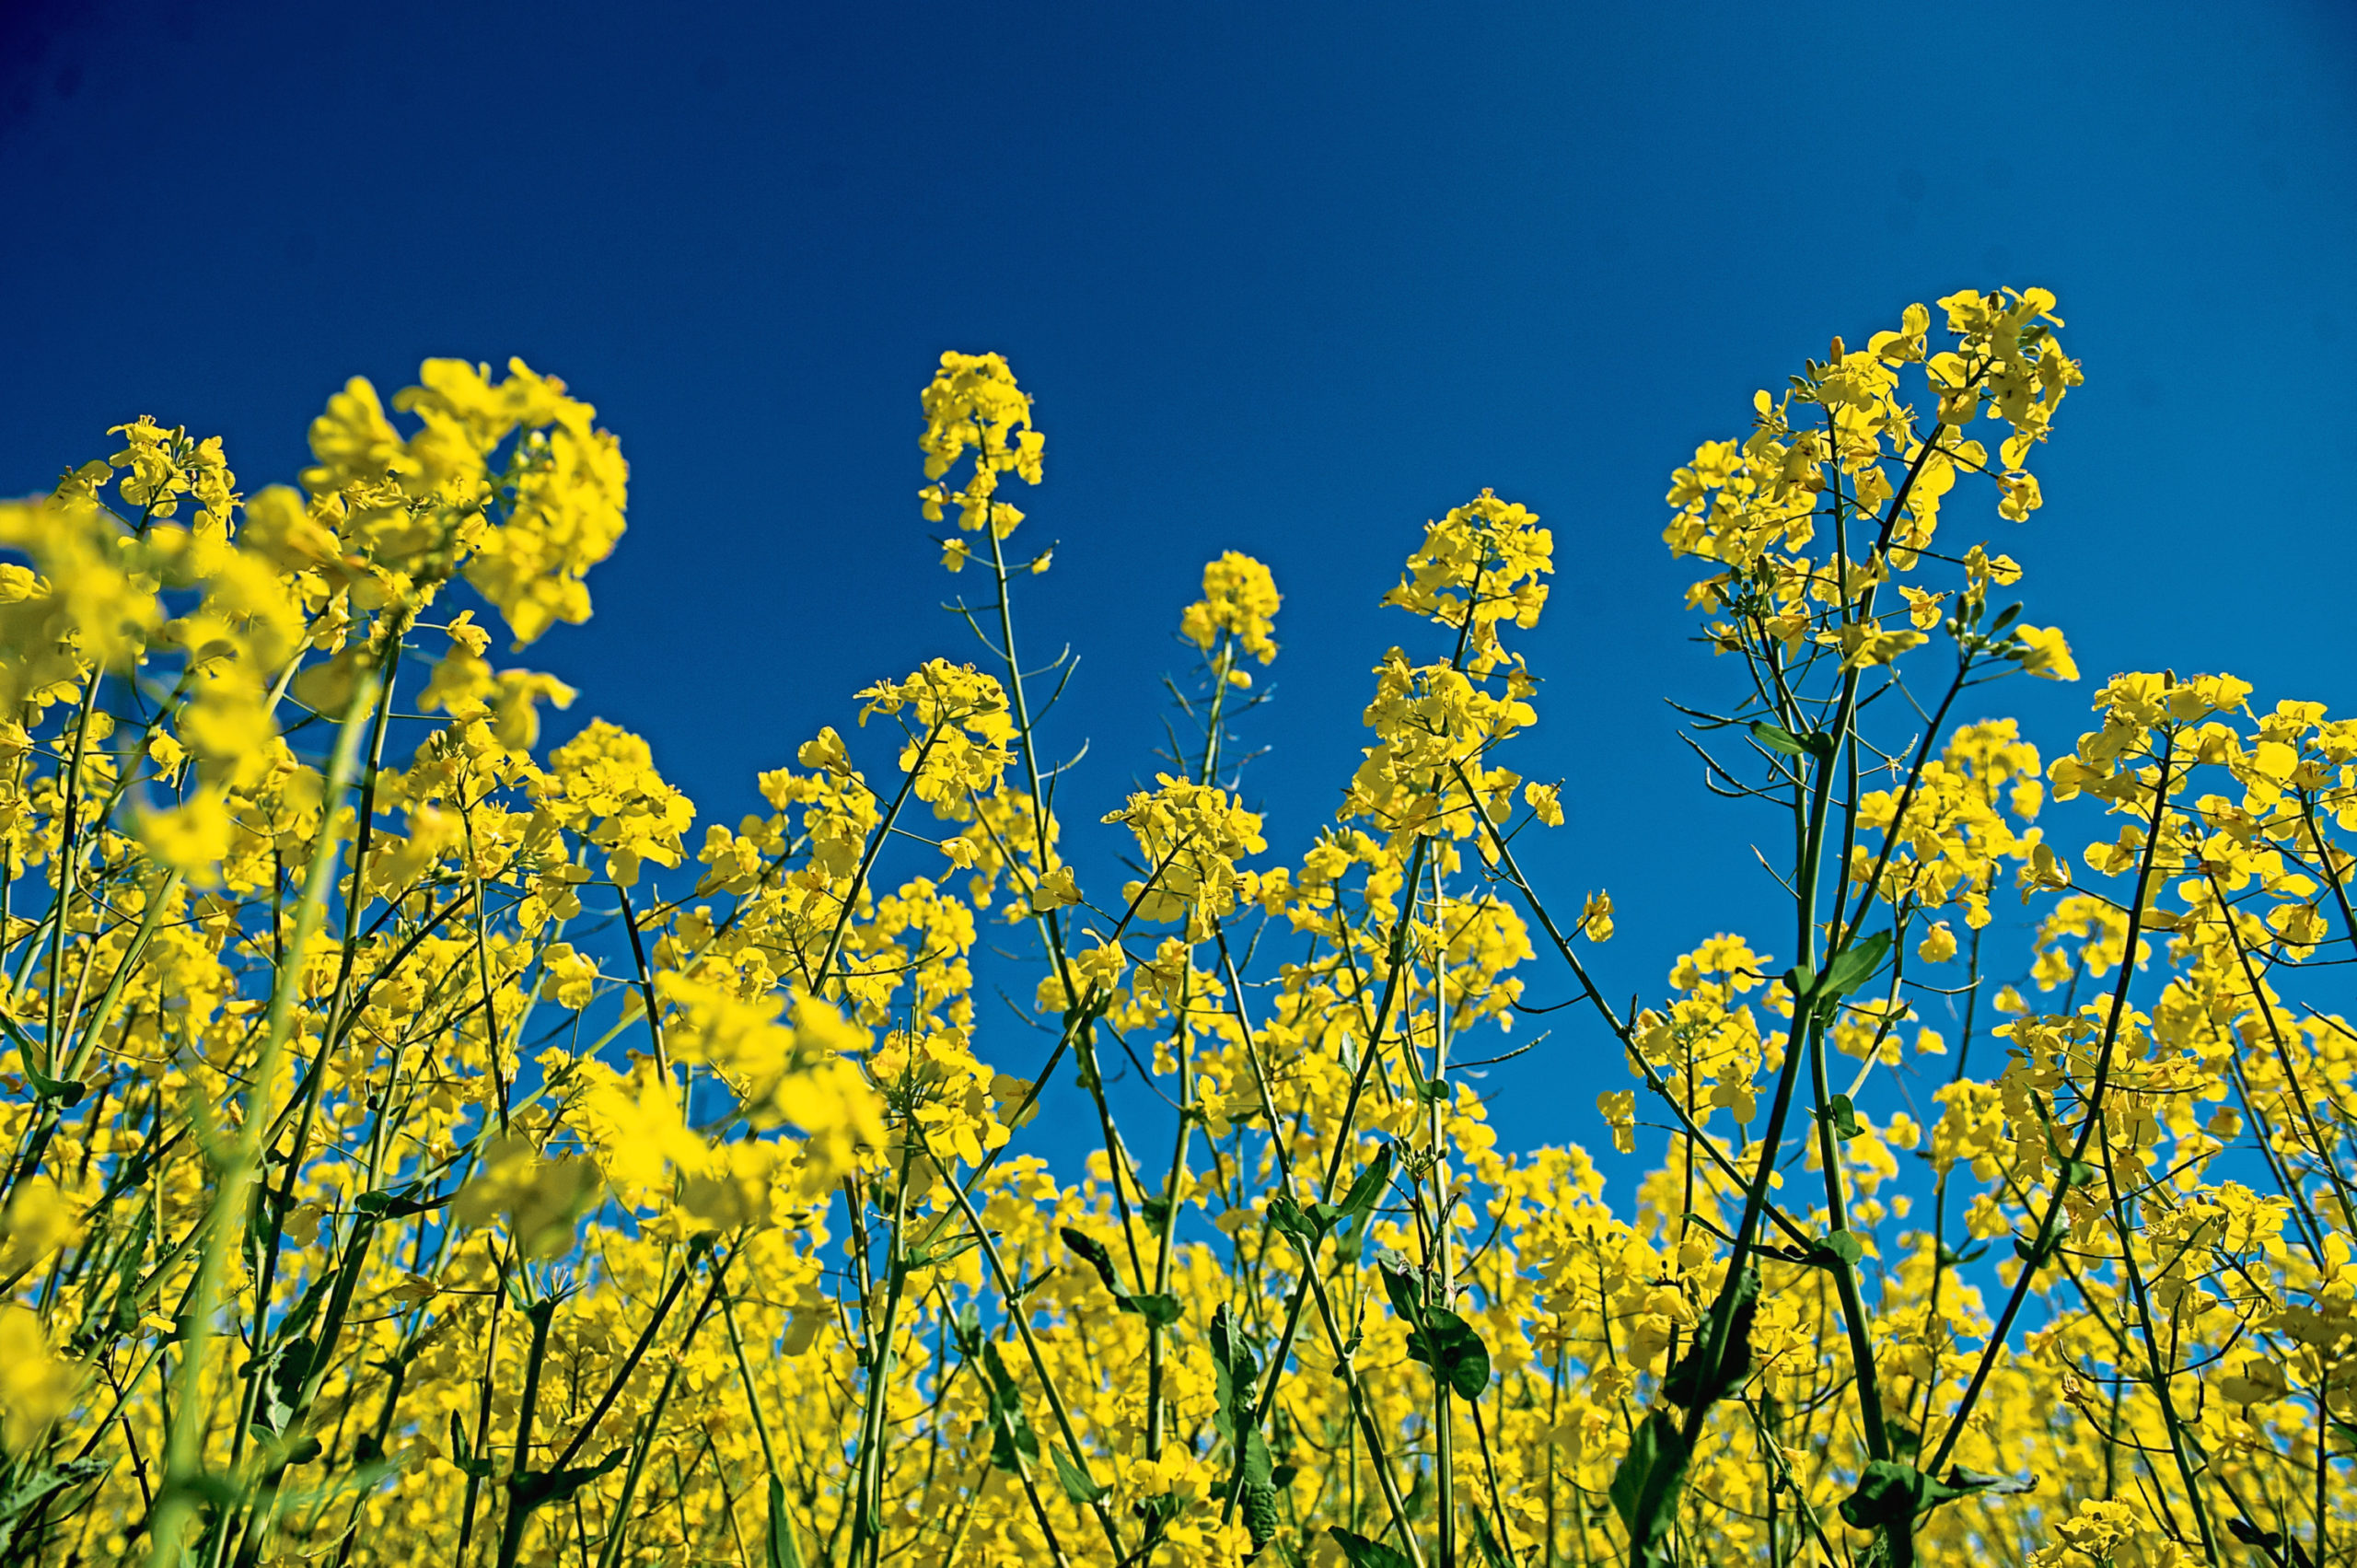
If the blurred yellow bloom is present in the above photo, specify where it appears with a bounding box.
[1178,551,1282,665]
[0,1307,75,1453]
[137,788,233,883]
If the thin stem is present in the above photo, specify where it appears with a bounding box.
[1926,729,2178,1475]
[145,663,383,1568]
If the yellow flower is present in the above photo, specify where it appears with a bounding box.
[137,789,234,883]
[1597,1089,1636,1154]
[452,1132,603,1260]
[771,1056,886,1187]
[0,1307,75,1453]
[1101,774,1266,939]
[918,351,1042,535]
[541,720,696,885]
[1029,865,1083,911]
[0,1181,83,1277]
[2015,624,2078,680]
[1899,585,1948,630]
[2213,1357,2290,1406]
[1384,489,1551,674]
[1818,620,1927,671]
[1178,552,1283,665]
[538,943,603,1009]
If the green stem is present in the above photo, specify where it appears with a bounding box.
[924,1144,1128,1562]
[849,1152,913,1568]
[145,663,382,1568]
[493,1296,560,1568]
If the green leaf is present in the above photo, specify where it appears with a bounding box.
[1829,1094,1863,1139]
[77,1209,155,1354]
[1376,1256,1425,1330]
[1377,1253,1490,1398]
[1329,1527,1418,1568]
[0,1014,80,1106]
[1810,1229,1864,1269]
[1060,1227,1123,1297]
[764,1476,807,1568]
[1338,1145,1394,1224]
[0,1456,113,1560]
[1209,1304,1260,1445]
[1840,1459,2036,1546]
[902,1232,981,1270]
[1750,720,1809,758]
[1840,1460,1926,1530]
[1238,1429,1280,1549]
[2227,1518,2286,1553]
[980,1341,1039,1474]
[1406,1307,1492,1401]
[2013,1231,2061,1272]
[1329,1145,1394,1260]
[1061,1226,1175,1320]
[1210,1321,1282,1549]
[278,1434,325,1469]
[1051,1445,1108,1506]
[1132,1292,1182,1329]
[278,1265,340,1351]
[1268,1193,1323,1248]
[1608,1409,1693,1567]
[1817,932,1893,1005]
[512,1445,630,1510]
[354,1182,448,1221]
[1471,1504,1512,1568]
[251,1334,316,1438]
[20,1062,86,1106]
[1940,1467,2036,1499]
[1661,1267,1760,1409]
[446,1411,498,1481]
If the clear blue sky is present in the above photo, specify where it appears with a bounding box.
[4,0,2352,1161]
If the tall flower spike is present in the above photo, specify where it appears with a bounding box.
[296,357,626,645]
[918,351,1044,543]
[1383,489,1551,675]
[1179,551,1283,667]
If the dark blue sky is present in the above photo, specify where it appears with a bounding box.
[5,1,2353,1158]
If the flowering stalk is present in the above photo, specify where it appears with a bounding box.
[146,660,383,1568]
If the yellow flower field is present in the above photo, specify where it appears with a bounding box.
[0,290,2350,1568]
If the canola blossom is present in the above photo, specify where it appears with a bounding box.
[0,306,2351,1568]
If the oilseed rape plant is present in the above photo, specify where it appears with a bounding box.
[0,299,2350,1568]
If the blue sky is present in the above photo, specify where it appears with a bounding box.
[4,0,2353,1161]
